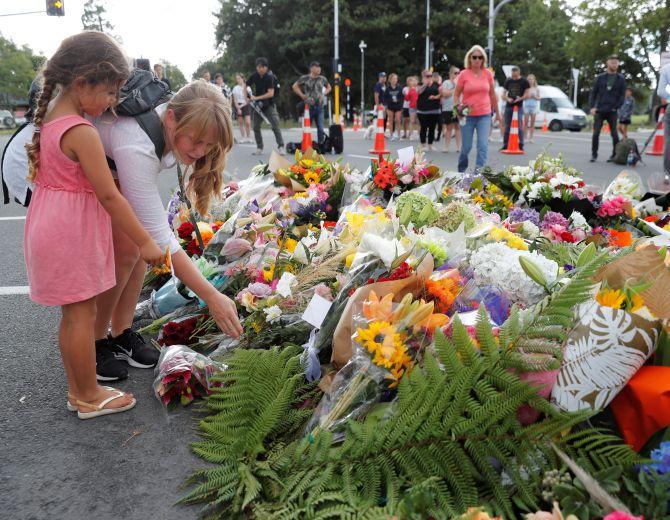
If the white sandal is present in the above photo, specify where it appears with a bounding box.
[70,389,136,420]
[66,386,115,411]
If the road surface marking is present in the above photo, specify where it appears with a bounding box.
[0,286,30,295]
[0,216,26,221]
[348,154,377,160]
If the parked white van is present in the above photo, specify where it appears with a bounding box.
[496,84,587,132]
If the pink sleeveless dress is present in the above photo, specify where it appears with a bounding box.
[24,115,116,306]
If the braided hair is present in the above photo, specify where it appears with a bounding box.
[26,31,130,182]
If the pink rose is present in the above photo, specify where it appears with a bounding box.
[314,283,334,301]
[246,282,272,298]
[221,238,252,259]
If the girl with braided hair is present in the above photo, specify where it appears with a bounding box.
[24,31,165,419]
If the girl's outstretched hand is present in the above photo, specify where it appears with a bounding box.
[139,239,165,266]
[207,292,243,338]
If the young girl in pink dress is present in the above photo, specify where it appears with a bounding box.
[24,31,164,419]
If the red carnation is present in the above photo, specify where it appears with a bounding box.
[560,231,576,243]
[177,221,195,240]
[186,238,202,257]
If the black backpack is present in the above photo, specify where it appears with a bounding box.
[106,68,173,171]
[613,138,641,166]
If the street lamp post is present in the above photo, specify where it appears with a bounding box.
[487,0,513,68]
[359,40,367,126]
[425,0,430,70]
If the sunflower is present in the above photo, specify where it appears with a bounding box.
[596,288,625,309]
[628,293,644,312]
[303,171,321,185]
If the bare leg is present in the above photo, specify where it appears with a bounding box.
[244,115,252,139]
[454,123,462,151]
[402,114,409,138]
[61,299,134,409]
[530,114,536,141]
[94,223,139,339]
[110,257,146,337]
[443,124,451,151]
[394,111,402,137]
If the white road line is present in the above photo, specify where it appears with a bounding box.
[0,286,30,295]
[348,154,376,160]
[0,216,26,221]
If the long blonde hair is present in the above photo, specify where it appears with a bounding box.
[463,45,488,70]
[167,81,233,216]
[527,74,538,88]
[26,31,129,182]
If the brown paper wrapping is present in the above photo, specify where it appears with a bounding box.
[595,245,670,320]
[330,254,434,370]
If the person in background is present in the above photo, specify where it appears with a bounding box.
[432,72,444,143]
[501,66,530,151]
[453,45,498,172]
[292,61,331,145]
[416,69,442,151]
[373,72,388,132]
[384,73,404,141]
[523,74,540,143]
[617,87,635,139]
[214,73,232,99]
[403,76,419,140]
[441,66,461,153]
[657,61,670,176]
[247,57,285,155]
[153,63,171,90]
[401,76,411,139]
[201,70,212,83]
[232,72,253,143]
[589,54,626,162]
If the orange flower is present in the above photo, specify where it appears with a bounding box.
[426,274,462,314]
[362,290,394,321]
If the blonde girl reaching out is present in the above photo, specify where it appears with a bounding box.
[24,31,165,419]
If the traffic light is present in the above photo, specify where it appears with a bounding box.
[46,0,64,16]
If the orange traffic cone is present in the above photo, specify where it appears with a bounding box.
[369,104,390,158]
[353,114,360,132]
[301,105,313,152]
[541,114,548,133]
[501,106,525,155]
[647,107,665,156]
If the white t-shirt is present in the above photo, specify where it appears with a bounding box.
[232,85,252,106]
[1,123,34,205]
[402,86,410,109]
[95,103,181,254]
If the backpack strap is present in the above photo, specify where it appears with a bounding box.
[2,121,30,205]
[106,109,165,172]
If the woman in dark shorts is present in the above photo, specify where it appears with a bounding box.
[441,66,461,152]
[384,73,404,141]
[232,72,253,142]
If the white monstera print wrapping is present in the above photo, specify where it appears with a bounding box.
[551,302,661,412]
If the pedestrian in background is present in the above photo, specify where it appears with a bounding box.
[292,61,331,145]
[247,57,285,155]
[433,72,444,143]
[384,73,404,141]
[374,72,387,108]
[657,61,670,176]
[402,76,419,140]
[617,88,634,139]
[201,70,212,83]
[416,69,442,151]
[589,54,626,162]
[153,63,171,90]
[454,45,498,172]
[214,73,232,99]
[232,72,253,143]
[501,66,530,151]
[441,66,461,153]
[523,74,540,143]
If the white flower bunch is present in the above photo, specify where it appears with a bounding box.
[568,211,591,232]
[507,165,535,184]
[604,172,642,201]
[470,242,558,307]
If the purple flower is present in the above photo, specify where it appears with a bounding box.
[541,211,569,231]
[647,441,670,475]
[509,208,540,227]
[246,282,273,298]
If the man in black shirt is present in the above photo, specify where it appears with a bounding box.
[153,63,171,90]
[589,55,626,162]
[502,66,530,151]
[247,57,286,155]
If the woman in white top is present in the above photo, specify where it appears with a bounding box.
[232,73,253,143]
[94,81,242,368]
[523,74,541,143]
[441,66,461,153]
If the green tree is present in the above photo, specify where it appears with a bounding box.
[0,33,43,108]
[160,59,187,91]
[81,0,121,42]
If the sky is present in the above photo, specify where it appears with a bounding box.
[0,0,221,77]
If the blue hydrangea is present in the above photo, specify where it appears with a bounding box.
[648,441,670,475]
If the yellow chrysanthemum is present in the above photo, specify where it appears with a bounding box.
[596,288,625,309]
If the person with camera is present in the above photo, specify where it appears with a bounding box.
[589,54,626,163]
[292,61,331,145]
[247,57,286,155]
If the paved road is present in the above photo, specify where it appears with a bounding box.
[0,126,665,519]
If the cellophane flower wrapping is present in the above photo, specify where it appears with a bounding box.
[153,345,226,409]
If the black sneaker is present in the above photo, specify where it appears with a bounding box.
[607,155,615,163]
[109,329,160,369]
[96,338,128,381]
[590,155,597,162]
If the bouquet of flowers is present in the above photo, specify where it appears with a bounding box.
[454,102,470,118]
[153,345,225,409]
[276,149,334,189]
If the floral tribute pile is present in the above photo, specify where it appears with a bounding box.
[138,148,670,519]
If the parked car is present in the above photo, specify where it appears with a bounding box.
[0,109,16,129]
[496,84,587,132]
